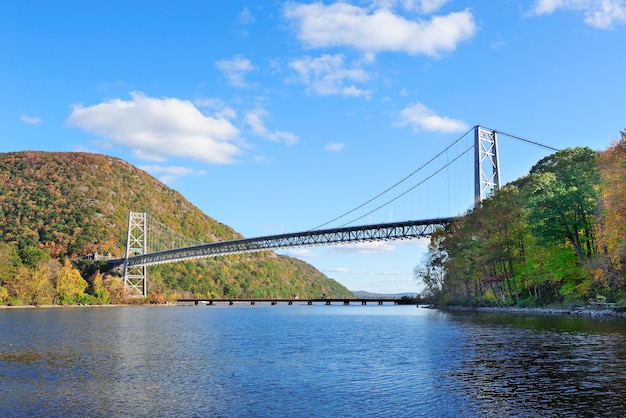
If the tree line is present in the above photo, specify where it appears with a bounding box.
[0,242,351,306]
[0,244,119,305]
[416,130,626,307]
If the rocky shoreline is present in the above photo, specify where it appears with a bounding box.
[442,305,626,318]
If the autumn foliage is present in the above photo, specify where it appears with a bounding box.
[417,131,626,307]
[0,151,352,305]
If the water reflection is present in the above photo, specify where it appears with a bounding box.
[1,306,625,417]
[447,312,626,417]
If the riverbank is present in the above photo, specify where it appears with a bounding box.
[442,305,626,318]
[0,303,178,309]
[0,304,126,309]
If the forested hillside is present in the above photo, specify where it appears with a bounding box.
[0,151,352,305]
[417,130,626,307]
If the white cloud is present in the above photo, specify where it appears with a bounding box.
[373,0,450,14]
[331,241,398,255]
[66,92,243,164]
[324,266,351,273]
[415,0,450,14]
[325,142,346,152]
[215,54,257,87]
[245,108,299,145]
[283,248,321,258]
[396,102,467,133]
[529,0,626,28]
[21,114,41,125]
[284,2,476,57]
[195,98,238,120]
[289,54,372,97]
[238,7,255,25]
[138,164,206,185]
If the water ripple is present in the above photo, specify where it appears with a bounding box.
[1,306,626,416]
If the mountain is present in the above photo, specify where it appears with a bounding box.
[352,290,420,299]
[0,151,353,301]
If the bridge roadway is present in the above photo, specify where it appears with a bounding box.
[110,217,454,267]
[177,297,416,306]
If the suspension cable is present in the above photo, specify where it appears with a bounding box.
[337,144,474,227]
[309,126,476,231]
[484,127,560,151]
[146,214,205,251]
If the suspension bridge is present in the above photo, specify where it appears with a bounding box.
[108,126,557,296]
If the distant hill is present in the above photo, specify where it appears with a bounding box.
[0,151,353,299]
[352,290,420,299]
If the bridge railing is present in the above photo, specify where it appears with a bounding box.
[109,217,454,268]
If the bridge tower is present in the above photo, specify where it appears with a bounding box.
[123,211,147,297]
[474,126,501,207]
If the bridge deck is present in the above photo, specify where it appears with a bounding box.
[177,298,417,306]
[111,217,454,268]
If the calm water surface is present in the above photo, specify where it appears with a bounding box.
[1,305,626,417]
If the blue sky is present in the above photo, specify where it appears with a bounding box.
[2,1,625,294]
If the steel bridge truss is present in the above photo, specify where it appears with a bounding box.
[116,218,453,269]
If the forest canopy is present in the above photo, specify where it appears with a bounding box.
[416,130,626,307]
[0,151,352,305]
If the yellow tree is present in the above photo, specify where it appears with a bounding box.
[8,264,55,305]
[54,259,88,304]
[90,270,110,304]
[596,133,626,293]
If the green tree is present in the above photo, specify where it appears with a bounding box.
[525,147,600,265]
[0,243,23,304]
[0,243,21,285]
[415,231,447,300]
[89,271,110,304]
[19,246,50,268]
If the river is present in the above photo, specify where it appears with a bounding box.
[1,304,625,417]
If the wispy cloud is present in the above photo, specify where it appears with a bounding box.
[284,2,476,57]
[21,114,42,125]
[138,164,206,185]
[528,0,626,29]
[66,91,243,164]
[331,241,398,255]
[283,248,321,258]
[215,54,257,87]
[395,102,467,133]
[325,142,346,152]
[238,7,255,25]
[245,108,299,145]
[372,0,450,14]
[288,54,372,97]
[324,267,351,273]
